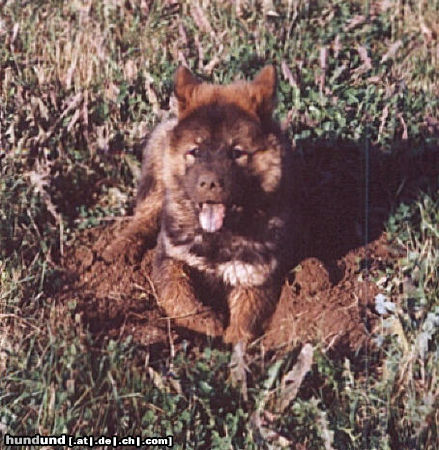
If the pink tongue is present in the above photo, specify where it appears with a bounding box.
[199,203,225,233]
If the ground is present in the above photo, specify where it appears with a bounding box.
[58,226,390,356]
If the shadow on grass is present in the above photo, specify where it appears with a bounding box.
[49,131,438,364]
[289,135,439,281]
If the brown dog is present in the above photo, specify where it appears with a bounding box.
[104,65,296,344]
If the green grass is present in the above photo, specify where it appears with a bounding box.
[1,0,438,448]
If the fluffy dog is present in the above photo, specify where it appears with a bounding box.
[104,65,296,344]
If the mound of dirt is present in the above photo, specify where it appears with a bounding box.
[264,237,390,353]
[58,226,173,349]
[56,223,391,356]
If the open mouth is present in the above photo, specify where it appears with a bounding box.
[198,202,226,233]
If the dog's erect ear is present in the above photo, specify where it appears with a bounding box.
[174,66,201,117]
[250,65,277,119]
[174,65,276,120]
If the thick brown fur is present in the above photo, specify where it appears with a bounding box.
[104,65,298,344]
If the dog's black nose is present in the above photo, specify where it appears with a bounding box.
[198,172,223,194]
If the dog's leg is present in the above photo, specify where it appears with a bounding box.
[224,285,278,344]
[102,190,162,263]
[153,257,224,337]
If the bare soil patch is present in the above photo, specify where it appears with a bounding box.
[56,223,391,357]
[82,231,387,347]
[58,226,173,350]
[264,236,390,353]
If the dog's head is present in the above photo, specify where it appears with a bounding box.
[164,66,284,233]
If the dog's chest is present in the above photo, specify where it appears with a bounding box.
[160,229,277,288]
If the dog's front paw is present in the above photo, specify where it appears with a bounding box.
[102,236,145,264]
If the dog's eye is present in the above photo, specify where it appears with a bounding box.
[187,147,202,158]
[231,148,247,160]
